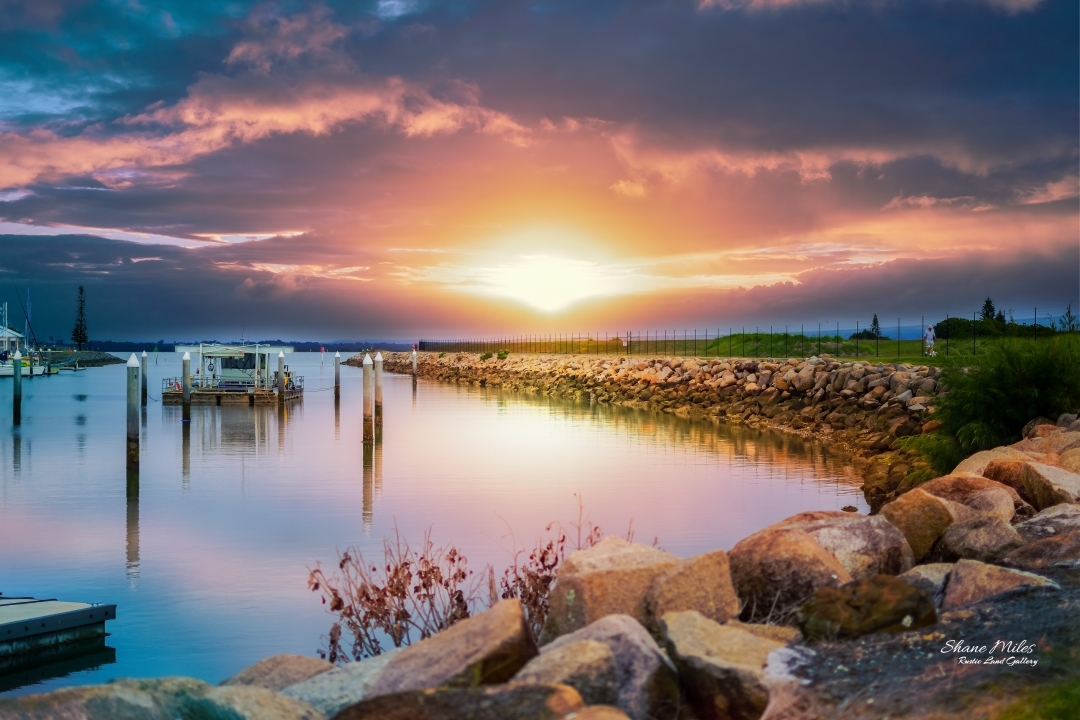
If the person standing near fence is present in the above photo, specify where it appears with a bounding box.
[924,324,936,356]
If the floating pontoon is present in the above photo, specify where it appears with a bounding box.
[162,344,304,405]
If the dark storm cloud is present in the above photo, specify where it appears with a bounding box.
[0,0,1074,335]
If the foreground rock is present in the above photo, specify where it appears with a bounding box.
[369,599,537,695]
[512,640,618,707]
[643,549,741,629]
[1021,461,1080,509]
[541,537,680,642]
[915,474,1019,520]
[223,654,336,691]
[282,651,400,717]
[798,575,936,642]
[897,563,953,607]
[940,515,1023,563]
[878,489,954,561]
[1002,530,1080,571]
[529,615,679,720]
[941,559,1059,610]
[329,683,584,720]
[660,610,781,720]
[1014,503,1080,542]
[730,512,913,620]
[0,677,323,720]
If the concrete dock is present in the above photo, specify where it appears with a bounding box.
[1,597,116,660]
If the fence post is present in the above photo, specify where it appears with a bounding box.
[973,311,977,355]
[856,321,859,358]
[946,315,949,356]
[897,319,900,359]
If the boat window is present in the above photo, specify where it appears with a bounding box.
[220,354,256,370]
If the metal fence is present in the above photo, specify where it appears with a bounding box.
[418,305,1078,360]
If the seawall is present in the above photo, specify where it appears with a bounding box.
[356,351,943,510]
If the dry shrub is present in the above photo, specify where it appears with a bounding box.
[310,498,648,661]
[307,528,487,662]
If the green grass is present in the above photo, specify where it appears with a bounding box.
[995,676,1080,720]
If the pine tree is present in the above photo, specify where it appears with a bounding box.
[870,313,881,338]
[980,297,996,322]
[71,285,88,350]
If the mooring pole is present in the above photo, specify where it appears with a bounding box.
[412,346,418,377]
[12,350,22,426]
[374,352,383,427]
[126,353,140,471]
[362,353,374,444]
[334,351,341,399]
[182,351,191,422]
[277,351,285,405]
[140,350,148,406]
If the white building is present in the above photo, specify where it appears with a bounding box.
[0,327,23,354]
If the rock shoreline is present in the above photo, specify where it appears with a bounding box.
[361,351,944,510]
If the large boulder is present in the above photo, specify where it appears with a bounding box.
[1014,503,1080,542]
[644,549,740,629]
[798,575,936,642]
[916,474,1019,520]
[940,515,1023,563]
[1043,431,1080,455]
[730,525,852,621]
[282,650,399,717]
[771,512,914,579]
[941,559,1059,610]
[222,654,335,692]
[0,677,323,720]
[541,537,680,642]
[1001,531,1080,571]
[951,447,1030,476]
[659,611,782,720]
[1058,447,1080,473]
[368,599,536,696]
[329,683,584,720]
[898,563,953,608]
[879,489,955,561]
[537,615,679,720]
[512,640,618,707]
[982,459,1033,504]
[1021,462,1080,509]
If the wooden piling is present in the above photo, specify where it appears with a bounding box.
[12,350,21,426]
[334,351,341,399]
[140,351,148,406]
[362,353,374,444]
[411,348,417,377]
[126,354,139,471]
[374,352,383,427]
[362,442,374,530]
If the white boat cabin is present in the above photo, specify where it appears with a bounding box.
[175,344,294,391]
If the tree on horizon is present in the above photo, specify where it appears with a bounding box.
[980,297,996,322]
[870,314,881,338]
[71,286,88,350]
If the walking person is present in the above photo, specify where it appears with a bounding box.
[923,324,936,357]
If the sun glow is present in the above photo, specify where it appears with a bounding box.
[472,255,627,312]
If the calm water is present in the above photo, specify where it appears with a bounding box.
[0,352,865,696]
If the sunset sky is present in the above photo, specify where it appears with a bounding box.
[0,0,1076,341]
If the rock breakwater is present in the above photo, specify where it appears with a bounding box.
[363,352,943,510]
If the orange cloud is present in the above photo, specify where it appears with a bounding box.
[0,73,529,191]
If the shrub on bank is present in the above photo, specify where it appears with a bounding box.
[907,336,1080,472]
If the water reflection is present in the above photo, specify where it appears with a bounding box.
[0,355,866,699]
[126,468,140,584]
